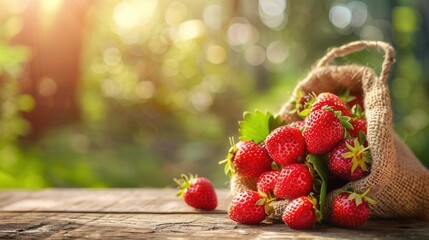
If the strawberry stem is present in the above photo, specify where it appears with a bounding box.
[341,138,371,174]
[174,173,196,197]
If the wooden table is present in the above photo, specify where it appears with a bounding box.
[0,189,428,239]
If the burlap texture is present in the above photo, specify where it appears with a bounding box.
[230,41,429,221]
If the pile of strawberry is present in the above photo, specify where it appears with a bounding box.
[221,91,375,229]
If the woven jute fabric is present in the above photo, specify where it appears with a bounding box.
[230,41,429,221]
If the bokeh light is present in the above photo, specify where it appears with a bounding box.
[329,4,352,30]
[0,0,428,189]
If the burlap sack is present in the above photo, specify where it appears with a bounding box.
[231,41,429,221]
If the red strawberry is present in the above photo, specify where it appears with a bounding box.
[257,170,280,196]
[265,125,306,166]
[349,118,367,138]
[348,105,367,138]
[331,189,375,227]
[274,163,313,200]
[303,108,352,155]
[328,138,371,181]
[228,190,268,224]
[282,196,321,229]
[312,92,352,117]
[220,140,272,178]
[174,174,217,210]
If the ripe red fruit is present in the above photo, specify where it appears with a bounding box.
[349,118,367,138]
[265,125,306,166]
[282,196,320,229]
[312,92,352,117]
[348,104,367,138]
[221,140,272,178]
[328,138,371,181]
[331,190,375,227]
[274,163,313,200]
[303,108,352,155]
[257,170,280,196]
[174,174,217,210]
[228,190,268,224]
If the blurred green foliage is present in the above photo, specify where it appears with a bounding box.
[0,0,428,188]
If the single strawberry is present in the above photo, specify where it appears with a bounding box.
[257,170,280,196]
[311,92,352,117]
[348,105,367,138]
[228,190,271,224]
[303,108,352,155]
[282,196,322,229]
[265,125,306,166]
[174,174,217,210]
[349,118,367,138]
[220,139,272,178]
[274,163,313,200]
[328,138,371,181]
[331,189,375,227]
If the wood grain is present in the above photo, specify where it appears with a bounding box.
[0,189,232,213]
[0,212,428,239]
[0,189,428,239]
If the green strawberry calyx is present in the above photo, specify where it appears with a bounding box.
[218,137,237,178]
[324,107,353,129]
[342,188,376,206]
[174,173,196,197]
[339,88,359,106]
[289,90,317,118]
[341,138,371,174]
[256,190,277,221]
[323,106,353,138]
[351,104,365,119]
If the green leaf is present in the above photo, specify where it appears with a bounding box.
[269,114,285,132]
[358,131,367,145]
[239,110,284,144]
[307,154,329,217]
[307,154,328,182]
[255,199,266,206]
[297,109,310,118]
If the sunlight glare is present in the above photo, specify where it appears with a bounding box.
[114,0,158,31]
[40,0,63,29]
[178,20,206,41]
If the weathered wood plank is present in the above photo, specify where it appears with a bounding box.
[1,189,428,239]
[0,212,427,239]
[0,189,232,213]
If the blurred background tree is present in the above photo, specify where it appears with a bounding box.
[0,0,428,188]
